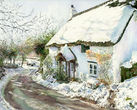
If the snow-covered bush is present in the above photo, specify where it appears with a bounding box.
[115,76,137,110]
[87,78,100,89]
[98,61,113,85]
[32,73,110,107]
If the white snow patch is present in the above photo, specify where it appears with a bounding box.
[60,45,75,61]
[131,51,137,64]
[115,76,137,110]
[121,61,132,68]
[32,74,110,107]
[121,50,137,69]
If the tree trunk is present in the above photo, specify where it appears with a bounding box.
[21,55,24,67]
[13,58,15,64]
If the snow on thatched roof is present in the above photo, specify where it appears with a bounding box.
[47,2,135,47]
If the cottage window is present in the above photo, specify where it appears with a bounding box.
[81,44,90,53]
[88,61,98,76]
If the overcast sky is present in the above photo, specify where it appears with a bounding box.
[1,0,107,44]
[12,0,107,26]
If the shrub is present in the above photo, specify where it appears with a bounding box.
[54,64,69,82]
[33,31,56,71]
[121,63,137,82]
[0,58,4,67]
[126,97,132,101]
[98,61,113,85]
[42,55,54,79]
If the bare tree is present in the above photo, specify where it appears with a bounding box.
[0,0,32,33]
[0,0,56,44]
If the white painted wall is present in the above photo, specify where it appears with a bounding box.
[112,12,137,83]
[71,46,89,79]
[49,47,59,68]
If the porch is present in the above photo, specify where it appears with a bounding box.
[55,45,76,79]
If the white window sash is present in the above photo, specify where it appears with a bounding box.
[89,63,98,76]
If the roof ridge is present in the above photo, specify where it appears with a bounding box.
[69,0,113,21]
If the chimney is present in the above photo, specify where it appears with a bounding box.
[71,5,77,17]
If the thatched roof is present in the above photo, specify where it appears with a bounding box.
[47,1,135,47]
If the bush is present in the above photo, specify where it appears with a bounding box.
[33,31,56,70]
[0,58,4,67]
[42,55,54,79]
[121,63,137,82]
[98,61,113,85]
[54,64,69,82]
[43,57,69,82]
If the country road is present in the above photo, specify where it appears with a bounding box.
[4,75,105,110]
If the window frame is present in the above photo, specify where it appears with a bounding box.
[88,61,98,77]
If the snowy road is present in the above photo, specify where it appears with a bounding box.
[4,75,104,110]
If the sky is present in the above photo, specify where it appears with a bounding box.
[12,0,107,26]
[0,0,107,44]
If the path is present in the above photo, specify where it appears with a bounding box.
[4,75,104,110]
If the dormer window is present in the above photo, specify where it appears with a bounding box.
[81,44,90,53]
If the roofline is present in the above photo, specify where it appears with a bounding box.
[46,3,136,48]
[46,41,115,47]
[69,48,77,61]
[114,10,135,44]
[69,0,113,21]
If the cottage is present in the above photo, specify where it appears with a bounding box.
[46,1,137,83]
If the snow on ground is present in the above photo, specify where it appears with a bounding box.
[121,51,137,69]
[115,76,137,110]
[32,74,110,107]
[1,58,137,110]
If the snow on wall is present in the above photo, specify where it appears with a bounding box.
[112,12,137,83]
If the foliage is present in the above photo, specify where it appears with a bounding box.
[0,58,4,67]
[0,40,23,67]
[108,0,137,8]
[43,56,69,82]
[121,63,137,82]
[71,78,79,82]
[0,41,8,66]
[42,55,55,79]
[54,64,69,82]
[126,97,132,101]
[98,61,113,85]
[33,31,56,68]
